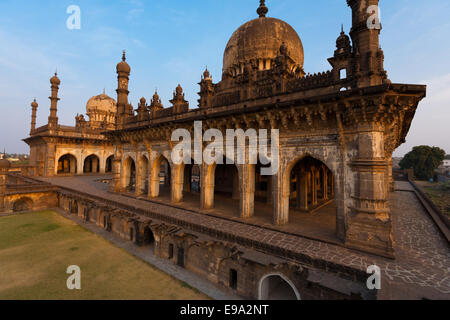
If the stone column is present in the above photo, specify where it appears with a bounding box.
[345,123,394,258]
[239,164,255,219]
[99,155,106,174]
[109,149,122,193]
[201,163,215,209]
[135,157,143,196]
[273,169,289,225]
[46,142,56,177]
[387,157,394,192]
[148,160,160,198]
[76,156,83,175]
[171,164,184,203]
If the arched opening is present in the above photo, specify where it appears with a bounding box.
[259,274,300,300]
[204,156,240,215]
[159,157,171,195]
[71,201,78,215]
[13,197,33,212]
[57,154,77,175]
[138,155,149,195]
[149,155,171,199]
[123,157,136,192]
[83,155,100,173]
[284,156,336,241]
[142,226,155,253]
[181,161,201,205]
[105,155,114,173]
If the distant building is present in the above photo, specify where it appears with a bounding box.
[23,77,116,176]
[441,160,450,168]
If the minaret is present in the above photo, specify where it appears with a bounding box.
[48,72,60,129]
[346,0,387,87]
[198,67,214,108]
[30,99,38,134]
[116,51,131,129]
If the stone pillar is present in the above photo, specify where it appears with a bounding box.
[99,155,106,174]
[273,169,289,225]
[387,157,394,192]
[201,164,214,209]
[171,164,184,203]
[109,150,122,193]
[345,123,394,258]
[239,164,255,219]
[46,142,56,177]
[76,156,83,175]
[148,158,160,198]
[135,157,143,197]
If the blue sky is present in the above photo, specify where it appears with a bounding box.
[0,0,449,156]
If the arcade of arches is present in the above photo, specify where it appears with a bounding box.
[57,154,114,175]
[117,153,338,243]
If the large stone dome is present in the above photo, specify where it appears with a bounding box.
[223,16,304,74]
[86,93,117,114]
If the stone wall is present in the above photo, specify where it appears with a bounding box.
[57,191,374,300]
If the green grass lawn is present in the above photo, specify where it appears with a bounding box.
[418,181,450,217]
[0,211,209,300]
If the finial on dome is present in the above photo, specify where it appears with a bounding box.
[257,0,268,18]
[122,50,126,61]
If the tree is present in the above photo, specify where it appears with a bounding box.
[400,146,446,180]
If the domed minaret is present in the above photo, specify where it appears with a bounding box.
[48,72,60,129]
[199,67,214,108]
[116,50,131,129]
[30,99,38,134]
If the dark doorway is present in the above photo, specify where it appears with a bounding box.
[168,244,174,259]
[230,269,238,290]
[177,247,185,268]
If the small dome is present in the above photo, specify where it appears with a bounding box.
[116,51,131,73]
[140,97,146,104]
[0,159,11,169]
[86,92,117,114]
[336,29,350,49]
[31,99,38,108]
[50,73,60,86]
[223,11,304,74]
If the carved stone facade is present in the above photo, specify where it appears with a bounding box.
[16,0,428,299]
[24,74,115,177]
[104,1,425,259]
